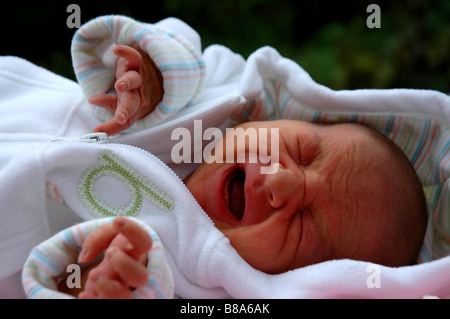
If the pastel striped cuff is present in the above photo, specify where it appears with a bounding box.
[71,15,205,131]
[21,217,174,299]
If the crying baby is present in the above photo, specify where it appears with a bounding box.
[185,119,428,273]
[68,119,428,298]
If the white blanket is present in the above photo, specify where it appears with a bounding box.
[1,40,449,298]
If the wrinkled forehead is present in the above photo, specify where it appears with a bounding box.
[317,122,388,166]
[231,120,386,164]
[316,123,393,219]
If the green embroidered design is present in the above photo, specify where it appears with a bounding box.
[78,150,174,218]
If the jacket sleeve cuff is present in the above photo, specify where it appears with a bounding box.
[71,15,206,131]
[21,217,174,299]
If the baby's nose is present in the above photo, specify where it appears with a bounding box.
[264,163,303,209]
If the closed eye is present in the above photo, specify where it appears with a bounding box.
[298,132,322,167]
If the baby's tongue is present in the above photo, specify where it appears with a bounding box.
[229,172,245,220]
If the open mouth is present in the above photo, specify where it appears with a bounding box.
[226,170,246,221]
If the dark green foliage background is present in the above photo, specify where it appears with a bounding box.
[2,0,449,92]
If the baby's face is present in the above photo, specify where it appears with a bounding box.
[185,120,387,273]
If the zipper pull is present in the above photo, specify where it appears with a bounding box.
[50,132,108,143]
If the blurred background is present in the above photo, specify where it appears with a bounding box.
[1,0,449,92]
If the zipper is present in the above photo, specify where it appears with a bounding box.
[48,131,215,225]
[43,92,233,224]
[50,132,108,144]
[111,142,215,225]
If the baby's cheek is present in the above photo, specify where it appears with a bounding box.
[222,224,296,274]
[294,209,334,268]
[184,166,209,201]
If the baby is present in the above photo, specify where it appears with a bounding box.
[60,45,428,298]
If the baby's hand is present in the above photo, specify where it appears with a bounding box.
[90,44,164,135]
[77,217,153,299]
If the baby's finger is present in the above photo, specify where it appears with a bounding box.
[113,217,153,257]
[108,247,150,288]
[89,93,118,113]
[78,290,97,299]
[115,70,142,93]
[94,275,132,299]
[78,223,118,263]
[114,89,141,125]
[93,118,133,135]
[113,45,142,70]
